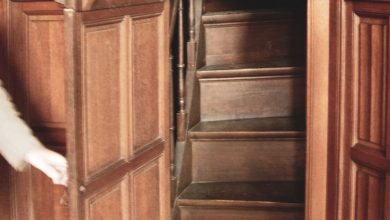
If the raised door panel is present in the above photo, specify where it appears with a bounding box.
[342,2,390,219]
[6,1,68,220]
[65,1,170,219]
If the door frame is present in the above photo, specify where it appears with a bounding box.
[306,0,344,219]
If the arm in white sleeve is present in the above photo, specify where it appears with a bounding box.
[0,82,45,171]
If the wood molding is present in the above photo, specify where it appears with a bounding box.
[306,0,331,219]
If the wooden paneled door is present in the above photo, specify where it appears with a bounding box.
[336,1,390,219]
[64,0,171,219]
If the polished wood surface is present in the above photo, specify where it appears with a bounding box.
[65,1,171,219]
[178,181,304,203]
[200,76,305,121]
[174,1,307,219]
[202,10,305,66]
[177,182,304,220]
[192,139,305,182]
[341,2,389,219]
[305,0,331,219]
[324,1,390,219]
[3,1,68,220]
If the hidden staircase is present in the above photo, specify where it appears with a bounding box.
[175,2,307,219]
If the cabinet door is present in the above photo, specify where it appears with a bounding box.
[341,1,390,219]
[65,1,171,219]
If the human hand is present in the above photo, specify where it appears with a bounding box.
[24,148,68,186]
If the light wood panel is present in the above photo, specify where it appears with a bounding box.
[6,2,68,220]
[132,16,161,152]
[8,1,65,145]
[82,17,126,178]
[66,0,161,14]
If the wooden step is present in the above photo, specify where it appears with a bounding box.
[197,60,305,79]
[202,10,305,66]
[199,71,305,121]
[177,181,304,220]
[190,117,305,139]
[189,117,305,182]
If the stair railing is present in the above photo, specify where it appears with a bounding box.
[176,0,186,142]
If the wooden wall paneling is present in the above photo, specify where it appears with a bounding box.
[65,0,162,15]
[65,1,171,219]
[6,1,68,220]
[0,0,12,218]
[334,2,390,219]
[0,159,11,220]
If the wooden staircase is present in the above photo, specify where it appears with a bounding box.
[174,1,306,219]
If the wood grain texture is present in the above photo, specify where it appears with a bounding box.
[0,159,11,220]
[131,159,162,220]
[5,2,68,220]
[192,139,305,182]
[358,17,387,146]
[87,176,128,220]
[355,169,384,220]
[203,0,306,13]
[305,0,330,219]
[132,16,161,152]
[66,0,161,13]
[203,10,305,66]
[336,2,390,219]
[8,0,65,146]
[179,206,304,220]
[65,1,171,219]
[83,18,126,177]
[200,76,305,121]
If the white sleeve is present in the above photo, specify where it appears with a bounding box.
[0,82,45,171]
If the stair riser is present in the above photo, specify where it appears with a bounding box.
[204,0,306,12]
[200,76,305,121]
[204,19,305,66]
[178,206,304,220]
[192,139,305,182]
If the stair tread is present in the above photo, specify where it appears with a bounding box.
[197,60,305,79]
[190,117,305,139]
[178,181,304,207]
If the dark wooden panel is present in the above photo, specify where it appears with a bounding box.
[200,76,305,121]
[66,2,171,219]
[338,4,390,219]
[203,10,305,66]
[358,16,387,146]
[179,206,304,220]
[203,0,306,12]
[192,139,305,182]
[0,159,11,220]
[355,169,384,220]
